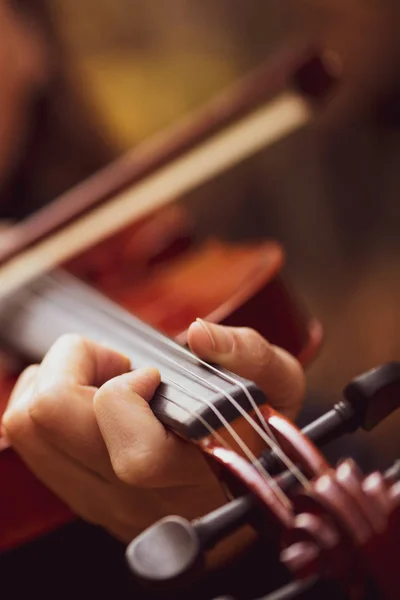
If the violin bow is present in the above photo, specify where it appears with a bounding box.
[0,40,336,300]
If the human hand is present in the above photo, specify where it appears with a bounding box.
[1,322,305,561]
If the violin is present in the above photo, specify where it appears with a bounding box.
[0,36,397,600]
[124,363,400,600]
[0,39,329,552]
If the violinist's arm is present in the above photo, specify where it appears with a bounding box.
[1,321,305,567]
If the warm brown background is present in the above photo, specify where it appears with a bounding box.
[51,1,289,144]
[50,0,400,468]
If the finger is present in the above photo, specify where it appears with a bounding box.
[5,410,117,531]
[2,384,114,479]
[6,364,39,410]
[3,335,131,478]
[1,365,38,439]
[187,320,305,420]
[94,368,215,488]
[35,333,131,388]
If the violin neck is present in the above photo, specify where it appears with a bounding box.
[0,270,265,441]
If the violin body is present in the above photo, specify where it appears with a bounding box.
[0,205,321,553]
[0,35,328,552]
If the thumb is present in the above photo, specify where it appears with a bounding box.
[187,320,306,421]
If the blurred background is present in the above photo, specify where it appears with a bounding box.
[4,0,400,469]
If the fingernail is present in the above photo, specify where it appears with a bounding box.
[195,319,234,354]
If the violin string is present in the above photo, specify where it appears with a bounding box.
[92,296,275,441]
[52,289,307,488]
[155,391,230,450]
[65,281,306,487]
[199,363,278,446]
[158,325,278,442]
[159,356,308,489]
[60,281,287,457]
[30,274,307,488]
[66,294,307,487]
[161,375,292,508]
[10,284,292,506]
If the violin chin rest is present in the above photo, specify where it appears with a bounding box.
[125,516,204,589]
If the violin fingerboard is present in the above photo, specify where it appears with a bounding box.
[0,270,266,441]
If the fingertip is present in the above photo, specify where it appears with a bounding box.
[187,319,215,356]
[188,319,235,359]
[94,367,161,409]
[129,367,161,403]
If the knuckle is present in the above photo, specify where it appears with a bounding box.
[93,373,133,415]
[11,365,39,397]
[112,448,154,488]
[95,376,116,397]
[29,384,70,426]
[20,364,39,381]
[56,333,85,346]
[2,405,29,441]
[237,327,273,369]
[52,333,87,353]
[93,377,120,411]
[112,450,140,486]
